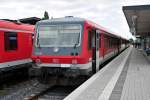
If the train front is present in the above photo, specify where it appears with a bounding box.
[32,17,90,80]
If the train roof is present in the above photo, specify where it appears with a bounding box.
[0,20,34,33]
[37,17,128,40]
[86,19,128,40]
[37,16,85,24]
[85,20,129,40]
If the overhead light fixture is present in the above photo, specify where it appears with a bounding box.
[132,15,137,26]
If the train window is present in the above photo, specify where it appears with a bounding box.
[104,36,108,48]
[96,33,99,50]
[5,32,18,51]
[108,37,110,48]
[37,24,81,47]
[99,34,101,48]
[109,38,111,48]
[110,38,113,48]
[88,31,92,50]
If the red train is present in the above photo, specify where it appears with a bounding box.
[32,17,129,82]
[0,20,34,72]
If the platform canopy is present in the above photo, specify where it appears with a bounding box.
[123,5,150,37]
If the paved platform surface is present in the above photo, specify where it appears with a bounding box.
[120,48,150,100]
[64,47,150,100]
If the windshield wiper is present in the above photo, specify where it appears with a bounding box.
[74,33,80,49]
[74,43,78,49]
[37,32,41,48]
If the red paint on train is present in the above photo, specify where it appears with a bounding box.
[0,20,34,68]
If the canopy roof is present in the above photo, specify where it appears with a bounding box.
[123,5,150,37]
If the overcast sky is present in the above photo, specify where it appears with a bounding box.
[1,0,150,39]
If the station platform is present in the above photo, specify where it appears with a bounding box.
[64,46,150,100]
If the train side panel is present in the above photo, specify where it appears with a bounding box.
[0,21,34,70]
[0,32,32,62]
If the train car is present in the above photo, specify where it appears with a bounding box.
[0,20,34,72]
[32,17,128,82]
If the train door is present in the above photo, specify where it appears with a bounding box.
[92,29,100,74]
[96,30,100,71]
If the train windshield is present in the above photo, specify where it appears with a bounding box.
[36,24,81,47]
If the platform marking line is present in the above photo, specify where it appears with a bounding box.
[109,50,131,100]
[98,47,132,100]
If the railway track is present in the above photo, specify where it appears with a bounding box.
[0,79,53,100]
[23,77,83,100]
[25,85,78,100]
[0,77,80,100]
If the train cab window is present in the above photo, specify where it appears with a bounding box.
[5,32,18,51]
[88,30,92,50]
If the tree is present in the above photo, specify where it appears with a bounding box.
[42,11,49,20]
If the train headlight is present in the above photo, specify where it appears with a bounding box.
[36,59,41,64]
[89,58,92,62]
[72,59,77,64]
